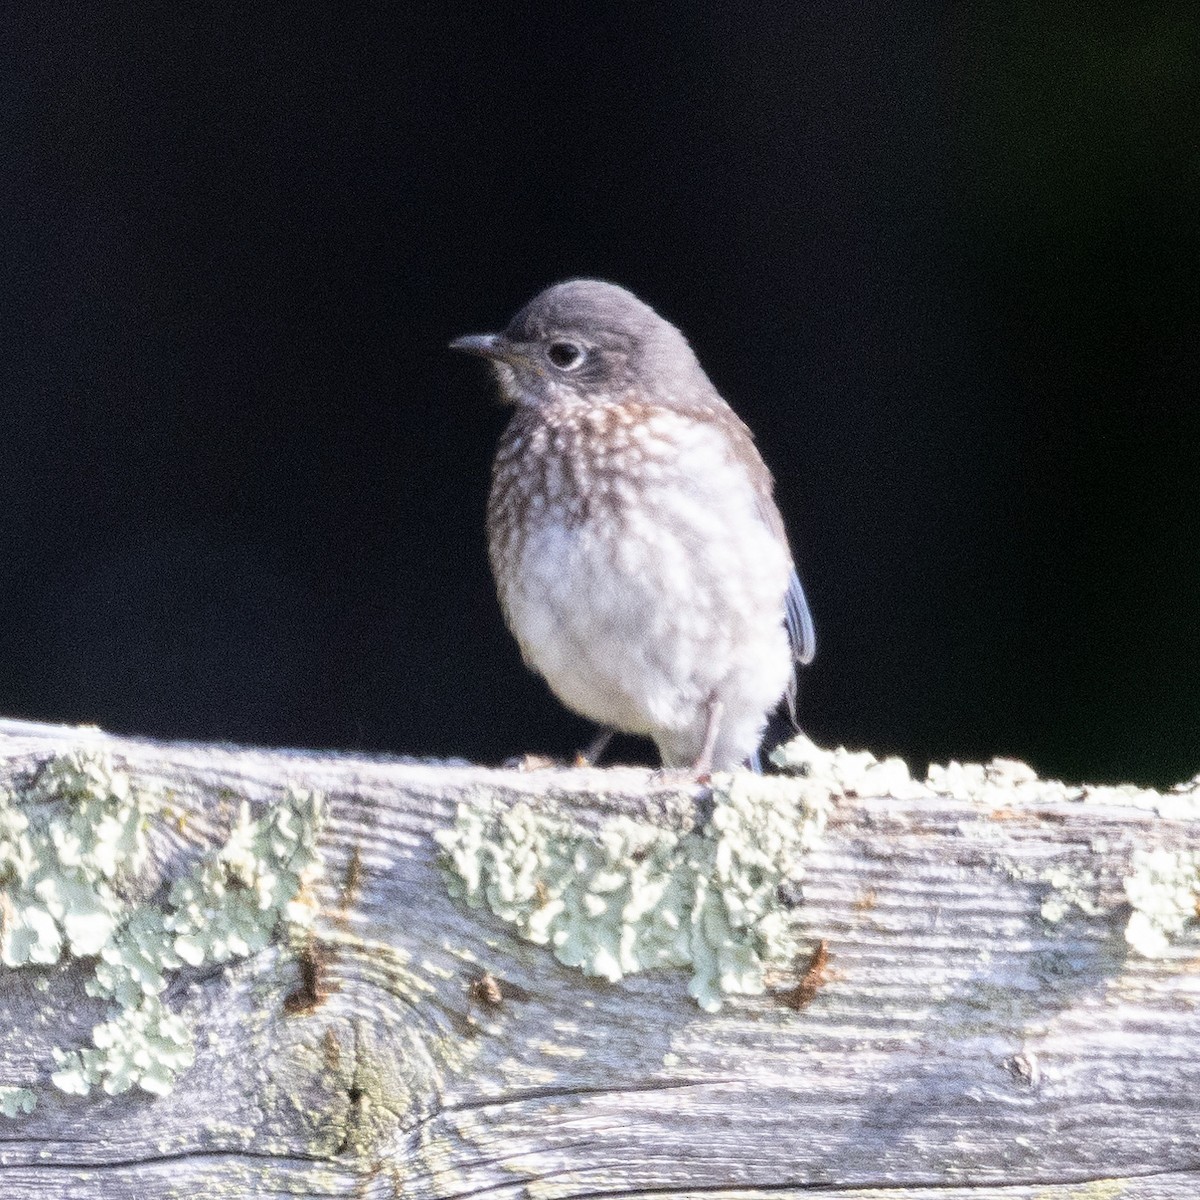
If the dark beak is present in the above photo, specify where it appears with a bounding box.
[448,333,510,361]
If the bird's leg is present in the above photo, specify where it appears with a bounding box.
[575,726,615,767]
[690,695,724,779]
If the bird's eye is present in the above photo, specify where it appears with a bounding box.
[547,341,585,370]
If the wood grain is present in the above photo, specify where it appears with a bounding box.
[0,718,1198,1199]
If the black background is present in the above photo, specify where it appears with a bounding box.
[4,3,1197,785]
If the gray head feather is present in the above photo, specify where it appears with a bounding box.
[499,279,716,408]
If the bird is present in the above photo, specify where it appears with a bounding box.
[450,279,815,774]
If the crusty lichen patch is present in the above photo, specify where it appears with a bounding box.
[999,854,1107,925]
[0,749,323,1111]
[436,766,831,1011]
[927,754,1200,954]
[771,732,922,798]
[0,1085,35,1117]
[1124,848,1200,957]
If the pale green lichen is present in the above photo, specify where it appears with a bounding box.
[0,1085,36,1117]
[1123,848,1200,957]
[999,855,1106,925]
[0,752,154,970]
[0,749,323,1108]
[771,732,922,798]
[437,770,830,1011]
[1032,1180,1128,1200]
[1038,866,1106,924]
[922,753,1200,953]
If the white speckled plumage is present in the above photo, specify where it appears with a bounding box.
[455,279,814,771]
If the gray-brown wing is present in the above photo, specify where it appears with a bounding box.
[712,405,816,715]
[749,450,815,718]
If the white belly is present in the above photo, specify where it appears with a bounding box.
[494,426,792,766]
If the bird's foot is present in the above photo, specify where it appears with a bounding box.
[574,726,614,768]
[688,696,724,782]
[501,753,559,771]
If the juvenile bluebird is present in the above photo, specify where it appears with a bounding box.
[451,280,815,773]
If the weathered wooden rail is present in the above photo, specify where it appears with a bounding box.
[0,716,1198,1198]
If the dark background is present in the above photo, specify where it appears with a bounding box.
[3,3,1197,785]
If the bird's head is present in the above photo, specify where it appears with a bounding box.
[450,279,709,410]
